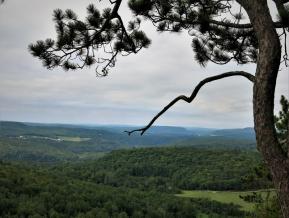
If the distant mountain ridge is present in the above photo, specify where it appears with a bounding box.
[0,121,255,139]
[0,121,256,162]
[210,127,255,140]
[0,121,194,140]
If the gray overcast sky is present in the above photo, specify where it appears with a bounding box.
[0,0,288,128]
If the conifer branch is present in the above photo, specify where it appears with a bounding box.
[116,14,137,53]
[210,20,287,29]
[125,71,255,136]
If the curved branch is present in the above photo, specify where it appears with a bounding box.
[125,71,255,136]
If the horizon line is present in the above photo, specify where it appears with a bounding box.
[0,119,254,130]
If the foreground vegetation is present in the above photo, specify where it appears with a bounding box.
[0,161,248,218]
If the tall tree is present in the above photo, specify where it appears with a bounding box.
[29,0,289,216]
[241,95,289,217]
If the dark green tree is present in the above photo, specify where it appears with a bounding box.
[29,0,289,217]
[275,95,289,153]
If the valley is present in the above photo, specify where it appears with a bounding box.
[0,121,272,217]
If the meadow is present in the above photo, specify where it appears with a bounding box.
[176,190,276,211]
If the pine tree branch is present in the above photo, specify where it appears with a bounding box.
[210,20,287,29]
[125,71,255,136]
[149,12,287,29]
[116,14,137,53]
[90,0,122,41]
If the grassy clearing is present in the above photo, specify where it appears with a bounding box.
[176,190,275,212]
[58,136,91,142]
[77,152,107,159]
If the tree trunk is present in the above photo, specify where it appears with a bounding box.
[238,0,289,217]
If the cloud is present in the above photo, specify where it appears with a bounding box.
[0,0,288,128]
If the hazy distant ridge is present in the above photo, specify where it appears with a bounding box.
[0,121,256,163]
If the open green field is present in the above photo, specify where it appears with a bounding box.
[176,190,275,211]
[57,136,91,142]
[77,151,107,159]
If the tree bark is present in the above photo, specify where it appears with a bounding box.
[238,0,289,217]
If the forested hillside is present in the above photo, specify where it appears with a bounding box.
[0,121,271,217]
[0,121,256,162]
[0,161,248,218]
[55,147,271,192]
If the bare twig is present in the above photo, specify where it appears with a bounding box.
[125,71,255,136]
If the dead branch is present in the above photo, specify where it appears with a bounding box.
[125,71,255,136]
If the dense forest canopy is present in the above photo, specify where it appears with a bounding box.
[0,160,251,218]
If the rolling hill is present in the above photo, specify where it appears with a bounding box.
[0,121,256,162]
